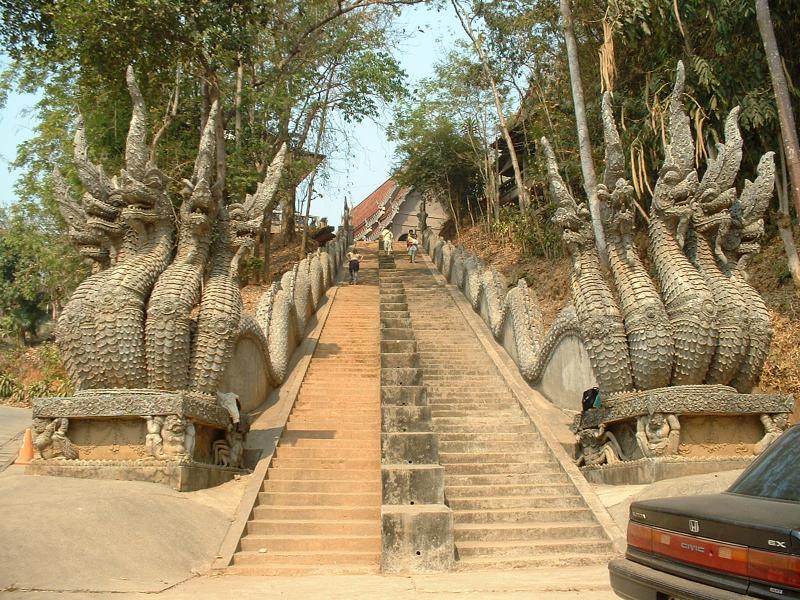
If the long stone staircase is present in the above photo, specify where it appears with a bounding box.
[225,243,618,574]
[228,250,382,575]
[391,250,616,570]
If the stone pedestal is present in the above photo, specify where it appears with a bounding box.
[574,385,794,485]
[29,389,247,491]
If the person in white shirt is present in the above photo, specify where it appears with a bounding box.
[406,230,418,263]
[381,228,393,253]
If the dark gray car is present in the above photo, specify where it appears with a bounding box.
[610,425,800,600]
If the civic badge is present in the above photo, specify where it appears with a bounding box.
[689,520,699,533]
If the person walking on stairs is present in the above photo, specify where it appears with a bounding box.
[346,246,362,285]
[407,230,419,263]
[381,227,393,254]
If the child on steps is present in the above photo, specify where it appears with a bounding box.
[346,247,362,285]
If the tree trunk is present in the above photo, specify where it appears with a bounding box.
[755,0,800,221]
[776,143,800,286]
[450,0,530,212]
[234,56,244,148]
[559,0,609,266]
[282,187,296,241]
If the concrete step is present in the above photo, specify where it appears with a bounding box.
[432,423,533,433]
[244,519,378,537]
[262,479,380,493]
[269,458,381,470]
[258,491,380,507]
[231,550,379,567]
[437,433,541,442]
[275,438,378,450]
[252,505,380,521]
[228,560,378,576]
[281,428,376,439]
[431,410,524,418]
[454,522,605,542]
[443,462,558,476]
[439,442,548,454]
[447,492,579,510]
[455,538,614,558]
[439,451,550,464]
[444,470,566,486]
[455,552,615,570]
[446,481,572,497]
[286,419,381,429]
[453,507,595,524]
[238,534,380,552]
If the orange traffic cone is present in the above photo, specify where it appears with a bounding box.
[15,428,34,465]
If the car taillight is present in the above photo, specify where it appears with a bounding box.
[627,521,653,552]
[648,528,749,576]
[748,548,800,588]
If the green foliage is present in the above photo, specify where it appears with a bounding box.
[494,205,563,259]
[0,373,16,398]
[0,203,85,345]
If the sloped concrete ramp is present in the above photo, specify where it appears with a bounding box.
[0,470,245,593]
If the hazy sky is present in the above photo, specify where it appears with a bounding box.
[0,4,462,226]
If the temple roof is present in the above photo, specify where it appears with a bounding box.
[351,177,411,240]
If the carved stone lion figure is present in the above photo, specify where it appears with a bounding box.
[161,415,195,458]
[213,424,244,468]
[635,413,681,457]
[144,415,195,459]
[754,413,789,455]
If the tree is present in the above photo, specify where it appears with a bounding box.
[755,0,800,286]
[450,0,530,212]
[0,0,421,288]
[0,202,85,344]
[558,0,608,265]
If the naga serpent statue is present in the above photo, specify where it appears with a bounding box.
[421,61,775,398]
[145,101,222,391]
[54,66,322,404]
[57,67,174,390]
[189,145,287,395]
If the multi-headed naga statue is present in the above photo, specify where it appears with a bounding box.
[541,61,776,395]
[54,67,287,399]
[421,62,791,468]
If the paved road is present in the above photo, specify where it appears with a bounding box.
[0,405,31,470]
[0,566,618,599]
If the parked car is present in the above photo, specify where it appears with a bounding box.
[609,424,800,600]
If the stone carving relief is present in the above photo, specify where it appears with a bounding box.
[32,418,78,460]
[635,413,681,458]
[144,415,196,460]
[575,424,626,467]
[213,425,245,468]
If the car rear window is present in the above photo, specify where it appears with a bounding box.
[728,426,800,502]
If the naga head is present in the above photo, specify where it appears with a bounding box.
[180,101,222,240]
[597,92,637,259]
[226,144,288,278]
[721,151,775,272]
[64,65,172,255]
[650,63,701,247]
[114,67,171,232]
[541,136,595,262]
[52,168,111,270]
